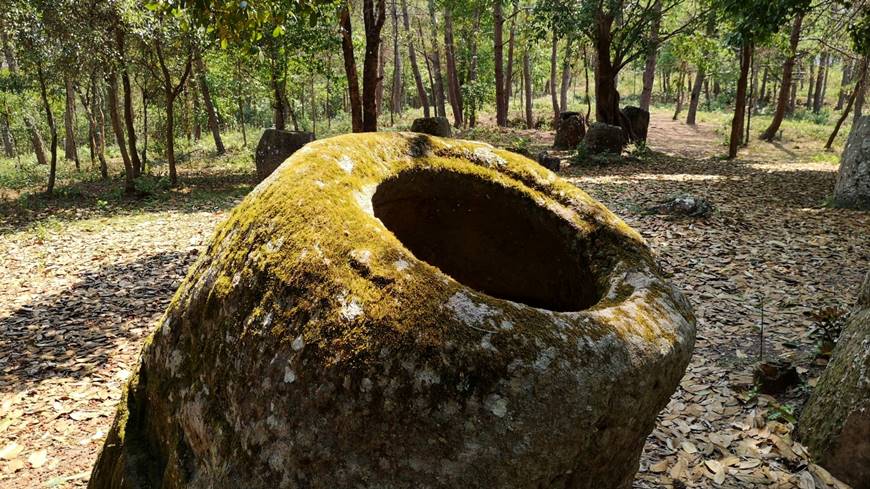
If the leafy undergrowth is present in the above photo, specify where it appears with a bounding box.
[1,115,868,488]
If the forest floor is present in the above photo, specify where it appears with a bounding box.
[1,112,868,488]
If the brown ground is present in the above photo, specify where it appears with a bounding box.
[1,114,867,488]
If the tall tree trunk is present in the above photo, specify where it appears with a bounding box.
[1,104,14,157]
[761,13,802,140]
[560,37,573,112]
[362,0,386,131]
[806,58,816,108]
[494,0,507,126]
[107,74,133,191]
[155,36,193,186]
[686,65,706,125]
[94,81,108,179]
[466,11,481,126]
[504,3,516,110]
[401,0,429,118]
[444,7,463,127]
[194,48,225,154]
[36,64,58,195]
[639,0,662,111]
[376,41,386,117]
[340,4,364,132]
[728,42,752,159]
[523,48,533,128]
[64,76,80,169]
[672,63,686,120]
[1,31,17,73]
[390,0,403,116]
[593,14,622,126]
[813,51,828,113]
[426,0,446,118]
[550,32,559,124]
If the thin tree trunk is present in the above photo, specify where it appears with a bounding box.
[853,55,868,123]
[826,61,867,149]
[560,37,573,113]
[728,42,752,159]
[836,60,852,111]
[813,51,828,113]
[762,13,802,140]
[639,0,662,111]
[390,0,403,116]
[466,11,481,126]
[745,47,757,145]
[1,31,17,73]
[24,115,47,167]
[523,48,533,128]
[1,104,14,157]
[107,74,133,191]
[37,64,58,195]
[444,7,463,127]
[686,65,705,125]
[340,4,364,132]
[583,45,591,120]
[401,0,429,118]
[504,3,516,110]
[550,32,559,124]
[194,48,225,154]
[64,76,80,169]
[375,41,386,117]
[494,0,506,126]
[155,36,193,186]
[672,63,686,120]
[94,81,108,178]
[806,58,816,108]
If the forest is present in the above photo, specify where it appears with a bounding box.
[0,0,869,487]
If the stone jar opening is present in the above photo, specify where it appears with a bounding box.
[372,168,602,311]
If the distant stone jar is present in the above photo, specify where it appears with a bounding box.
[553,111,587,149]
[410,116,452,137]
[88,133,696,489]
[585,122,627,154]
[254,129,314,181]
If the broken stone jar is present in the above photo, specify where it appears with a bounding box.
[88,132,696,489]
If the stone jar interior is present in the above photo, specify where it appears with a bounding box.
[372,168,601,311]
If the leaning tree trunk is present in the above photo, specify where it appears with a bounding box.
[401,0,429,118]
[64,76,80,169]
[836,60,852,111]
[340,4,364,132]
[762,13,803,141]
[194,48,225,155]
[24,115,47,167]
[686,65,706,125]
[639,0,662,112]
[813,51,829,113]
[361,0,386,131]
[728,42,752,159]
[826,62,867,150]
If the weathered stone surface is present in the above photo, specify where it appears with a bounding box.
[646,195,713,218]
[553,112,586,149]
[88,133,695,489]
[411,116,452,137]
[254,129,314,181]
[621,106,650,142]
[833,115,870,210]
[585,122,627,154]
[799,270,870,489]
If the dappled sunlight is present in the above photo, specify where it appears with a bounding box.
[568,173,740,185]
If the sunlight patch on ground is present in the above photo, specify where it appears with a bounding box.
[567,173,739,185]
[744,162,839,173]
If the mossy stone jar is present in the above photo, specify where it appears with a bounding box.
[89,132,696,489]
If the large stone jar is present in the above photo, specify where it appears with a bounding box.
[89,133,696,489]
[254,129,315,181]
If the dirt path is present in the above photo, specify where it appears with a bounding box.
[1,116,867,488]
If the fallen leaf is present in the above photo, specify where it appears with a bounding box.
[0,442,23,460]
[27,449,48,468]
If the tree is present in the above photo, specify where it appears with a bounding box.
[760,12,804,141]
[639,0,662,111]
[193,43,226,154]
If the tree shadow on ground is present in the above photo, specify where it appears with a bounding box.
[0,168,257,233]
[0,250,198,394]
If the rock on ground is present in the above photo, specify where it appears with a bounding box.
[410,116,452,137]
[584,122,627,154]
[254,129,315,181]
[622,106,650,142]
[833,115,870,210]
[553,112,586,149]
[88,132,695,489]
[799,270,870,488]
